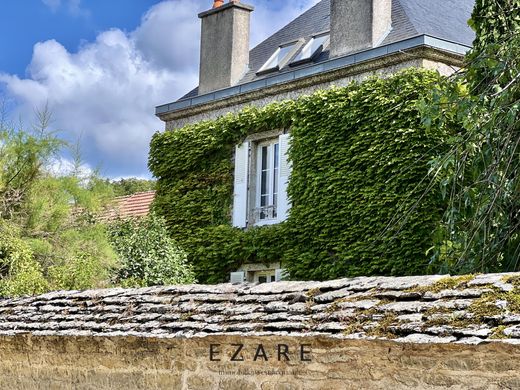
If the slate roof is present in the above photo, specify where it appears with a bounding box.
[100,191,155,221]
[1,273,519,344]
[181,0,475,99]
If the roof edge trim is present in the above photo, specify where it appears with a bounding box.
[156,35,471,117]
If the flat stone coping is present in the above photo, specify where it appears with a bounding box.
[0,273,519,344]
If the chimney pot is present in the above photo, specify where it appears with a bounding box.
[213,0,224,8]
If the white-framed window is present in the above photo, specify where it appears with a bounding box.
[232,132,291,228]
[229,265,288,284]
[257,40,303,74]
[255,139,279,224]
[290,32,330,66]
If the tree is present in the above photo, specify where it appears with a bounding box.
[423,0,520,272]
[0,107,62,219]
[0,108,119,295]
[109,178,156,197]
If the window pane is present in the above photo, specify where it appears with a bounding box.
[258,276,267,284]
[261,43,296,71]
[292,34,329,62]
[273,143,279,212]
[261,146,268,170]
[261,194,268,207]
[274,143,279,169]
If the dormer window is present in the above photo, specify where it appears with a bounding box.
[257,41,302,75]
[290,32,330,66]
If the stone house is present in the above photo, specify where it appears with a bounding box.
[155,0,475,284]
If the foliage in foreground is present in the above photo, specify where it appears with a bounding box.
[0,111,192,297]
[422,0,520,273]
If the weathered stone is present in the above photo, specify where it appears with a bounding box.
[263,321,308,331]
[376,275,446,290]
[429,299,474,310]
[0,272,517,345]
[396,333,457,344]
[336,300,379,310]
[455,337,487,345]
[218,378,257,390]
[423,288,491,300]
[502,315,520,324]
[314,322,346,332]
[468,273,516,292]
[377,301,431,313]
[313,288,355,303]
[425,325,492,338]
[372,290,423,300]
[396,313,423,322]
[389,322,423,334]
[503,325,520,338]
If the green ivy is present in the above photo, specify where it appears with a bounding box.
[149,69,449,283]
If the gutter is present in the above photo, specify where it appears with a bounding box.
[156,35,471,118]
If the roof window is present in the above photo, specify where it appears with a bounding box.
[257,40,302,75]
[290,33,329,66]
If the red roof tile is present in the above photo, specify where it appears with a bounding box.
[101,191,155,221]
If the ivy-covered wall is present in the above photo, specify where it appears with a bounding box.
[149,69,448,283]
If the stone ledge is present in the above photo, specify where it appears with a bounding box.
[0,272,519,344]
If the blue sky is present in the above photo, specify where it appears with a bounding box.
[0,0,319,178]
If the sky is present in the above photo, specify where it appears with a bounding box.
[0,0,320,179]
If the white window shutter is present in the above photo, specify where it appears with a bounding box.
[275,268,288,282]
[230,271,246,284]
[232,141,249,228]
[277,133,292,221]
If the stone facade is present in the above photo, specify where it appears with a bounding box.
[0,273,519,388]
[164,50,461,130]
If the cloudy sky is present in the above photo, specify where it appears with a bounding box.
[0,0,320,178]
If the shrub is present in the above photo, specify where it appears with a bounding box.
[107,213,196,287]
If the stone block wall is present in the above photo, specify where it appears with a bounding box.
[0,334,519,389]
[1,273,519,389]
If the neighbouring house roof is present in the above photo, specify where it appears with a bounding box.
[100,191,155,221]
[178,0,475,101]
[1,273,519,344]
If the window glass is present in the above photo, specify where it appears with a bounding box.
[260,145,268,209]
[291,34,329,63]
[273,143,279,217]
[257,141,279,221]
[259,42,297,72]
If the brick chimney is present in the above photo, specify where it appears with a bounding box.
[330,0,392,58]
[198,1,254,94]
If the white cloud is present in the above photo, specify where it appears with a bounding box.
[2,0,322,178]
[42,0,61,12]
[46,156,94,179]
[42,0,89,17]
[250,0,321,47]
